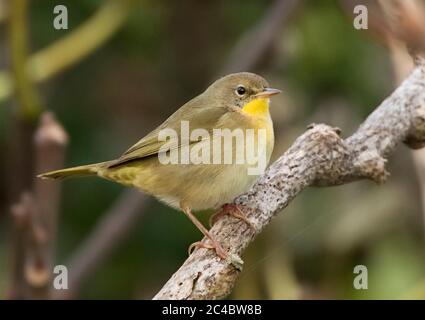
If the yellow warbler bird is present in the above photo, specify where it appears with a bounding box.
[39,72,280,261]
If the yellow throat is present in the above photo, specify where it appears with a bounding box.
[241,98,270,117]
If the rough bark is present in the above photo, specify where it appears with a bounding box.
[153,61,425,300]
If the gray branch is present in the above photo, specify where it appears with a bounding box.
[154,61,425,300]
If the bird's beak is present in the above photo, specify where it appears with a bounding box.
[254,87,282,98]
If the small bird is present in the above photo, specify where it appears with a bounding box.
[39,72,280,261]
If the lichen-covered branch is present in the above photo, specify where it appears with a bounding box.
[154,61,425,300]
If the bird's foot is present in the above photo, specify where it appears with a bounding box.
[188,239,244,271]
[210,203,255,230]
[188,239,227,260]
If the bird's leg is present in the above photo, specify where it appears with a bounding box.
[180,202,228,260]
[210,203,255,230]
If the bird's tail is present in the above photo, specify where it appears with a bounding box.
[37,162,108,180]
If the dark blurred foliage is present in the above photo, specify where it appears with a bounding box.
[0,0,424,299]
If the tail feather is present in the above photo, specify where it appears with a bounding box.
[37,162,107,180]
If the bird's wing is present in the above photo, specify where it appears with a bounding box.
[107,98,228,168]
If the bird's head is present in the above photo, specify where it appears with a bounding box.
[205,72,281,117]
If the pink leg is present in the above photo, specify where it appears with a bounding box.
[180,202,228,260]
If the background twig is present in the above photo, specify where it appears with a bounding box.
[8,112,68,299]
[54,190,150,299]
[0,0,135,103]
[219,0,299,75]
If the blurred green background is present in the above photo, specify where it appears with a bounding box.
[0,0,424,299]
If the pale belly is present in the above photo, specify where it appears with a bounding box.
[158,163,261,211]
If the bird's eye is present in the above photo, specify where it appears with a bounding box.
[235,85,246,96]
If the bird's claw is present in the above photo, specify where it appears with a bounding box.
[210,204,256,231]
[188,240,244,271]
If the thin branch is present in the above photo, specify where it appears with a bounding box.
[8,0,41,119]
[7,2,43,298]
[54,190,150,299]
[28,0,135,83]
[219,0,299,75]
[8,193,31,299]
[0,0,135,103]
[154,60,425,300]
[30,112,68,298]
[7,112,68,299]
